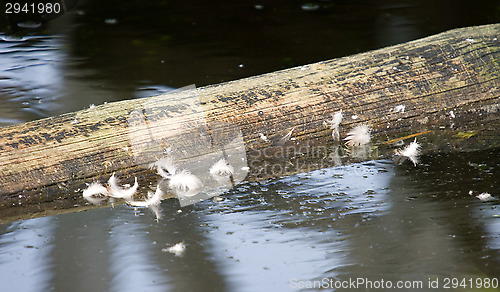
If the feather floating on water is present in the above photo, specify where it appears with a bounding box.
[162,241,186,257]
[476,192,492,201]
[395,138,421,166]
[126,185,164,207]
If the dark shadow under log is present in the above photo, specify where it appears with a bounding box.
[0,24,499,223]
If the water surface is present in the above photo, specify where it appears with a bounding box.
[1,149,498,291]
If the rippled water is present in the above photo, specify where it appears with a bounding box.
[1,149,499,291]
[1,0,499,291]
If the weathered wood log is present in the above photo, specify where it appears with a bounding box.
[1,24,499,222]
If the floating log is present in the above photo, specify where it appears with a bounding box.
[0,24,499,223]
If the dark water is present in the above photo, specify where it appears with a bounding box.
[1,0,500,291]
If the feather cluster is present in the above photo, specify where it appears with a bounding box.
[151,156,204,198]
[344,124,371,147]
[324,110,343,141]
[395,138,421,166]
[82,174,138,204]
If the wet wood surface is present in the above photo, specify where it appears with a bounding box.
[0,24,499,223]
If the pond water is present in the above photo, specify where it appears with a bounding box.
[1,0,499,291]
[0,150,499,291]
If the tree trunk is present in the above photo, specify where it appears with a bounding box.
[1,24,499,222]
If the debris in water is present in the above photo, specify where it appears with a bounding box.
[394,138,421,166]
[104,18,118,25]
[344,124,371,146]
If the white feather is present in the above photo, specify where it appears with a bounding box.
[82,182,109,204]
[210,158,234,177]
[344,124,371,146]
[153,157,178,179]
[395,138,421,166]
[324,110,343,140]
[169,170,203,193]
[476,192,492,201]
[149,204,162,222]
[107,174,138,199]
[391,105,405,113]
[83,182,109,198]
[162,241,186,257]
[277,127,295,145]
[259,133,270,143]
[126,185,164,207]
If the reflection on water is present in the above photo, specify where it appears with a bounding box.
[0,34,65,126]
[0,217,55,292]
[0,149,498,291]
[1,0,499,127]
